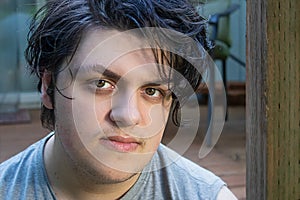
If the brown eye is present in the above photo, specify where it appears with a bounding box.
[145,88,156,95]
[95,80,113,89]
[96,80,105,88]
[145,88,162,97]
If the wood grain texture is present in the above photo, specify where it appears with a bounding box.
[246,0,300,199]
[246,0,267,199]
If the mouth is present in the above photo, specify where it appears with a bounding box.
[100,136,141,153]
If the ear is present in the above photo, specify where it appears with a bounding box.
[41,70,54,109]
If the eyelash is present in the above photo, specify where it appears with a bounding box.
[144,88,164,98]
[141,87,172,104]
[95,79,115,89]
[92,79,169,102]
[93,79,115,95]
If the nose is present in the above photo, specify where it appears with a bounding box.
[109,93,141,127]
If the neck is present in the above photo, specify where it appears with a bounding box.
[43,134,140,199]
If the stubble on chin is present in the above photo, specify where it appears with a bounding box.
[71,158,140,185]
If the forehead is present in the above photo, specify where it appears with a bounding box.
[72,28,153,67]
[70,28,172,79]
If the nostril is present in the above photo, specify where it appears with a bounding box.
[109,91,142,127]
[109,106,141,127]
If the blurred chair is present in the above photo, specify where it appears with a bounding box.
[195,0,245,146]
[199,0,245,121]
[205,0,245,93]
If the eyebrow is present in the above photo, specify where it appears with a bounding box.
[80,64,121,81]
[80,64,173,86]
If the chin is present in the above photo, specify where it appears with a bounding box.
[74,160,139,185]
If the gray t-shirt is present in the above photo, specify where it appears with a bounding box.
[0,133,225,200]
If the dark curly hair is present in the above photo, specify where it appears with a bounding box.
[25,0,211,130]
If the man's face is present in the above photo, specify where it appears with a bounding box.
[54,29,173,183]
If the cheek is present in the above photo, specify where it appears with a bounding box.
[94,98,112,122]
[143,129,164,153]
[72,89,110,123]
[54,95,73,127]
[55,92,101,137]
[143,101,171,123]
[146,102,171,145]
[143,105,169,141]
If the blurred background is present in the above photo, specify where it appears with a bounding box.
[0,0,247,199]
[0,0,246,116]
[0,0,46,115]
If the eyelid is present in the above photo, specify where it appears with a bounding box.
[90,78,116,93]
[143,86,170,97]
[91,75,116,85]
[96,79,114,88]
[147,88,163,97]
[156,85,171,95]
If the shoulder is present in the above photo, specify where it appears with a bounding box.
[0,138,42,175]
[152,144,227,199]
[0,133,54,199]
[122,144,236,200]
[157,144,223,183]
[0,133,53,170]
[216,186,238,200]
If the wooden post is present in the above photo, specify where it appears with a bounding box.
[246,0,299,199]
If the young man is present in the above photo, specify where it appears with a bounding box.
[0,0,236,199]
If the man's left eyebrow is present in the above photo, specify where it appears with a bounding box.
[144,79,170,85]
[143,78,173,88]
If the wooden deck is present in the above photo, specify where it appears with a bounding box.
[0,106,246,199]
